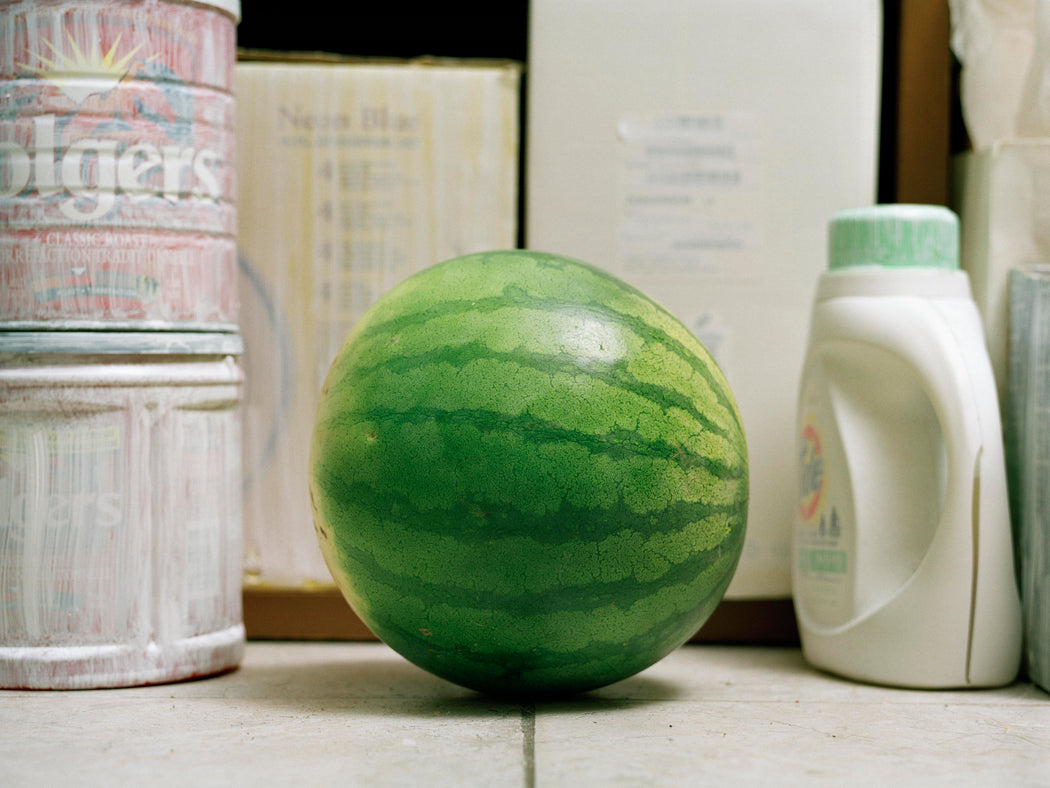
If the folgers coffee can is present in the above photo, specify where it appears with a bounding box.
[0,0,240,330]
[0,331,245,689]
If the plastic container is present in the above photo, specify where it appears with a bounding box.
[1006,269,1050,693]
[0,0,240,330]
[0,332,245,689]
[793,204,1023,688]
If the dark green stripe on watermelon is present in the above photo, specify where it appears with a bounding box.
[309,250,749,696]
[325,505,745,612]
[346,295,739,416]
[358,546,740,696]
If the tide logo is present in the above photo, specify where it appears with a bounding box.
[798,417,825,523]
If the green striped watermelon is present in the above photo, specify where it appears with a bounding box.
[309,250,748,696]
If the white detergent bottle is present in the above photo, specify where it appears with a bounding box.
[793,204,1022,688]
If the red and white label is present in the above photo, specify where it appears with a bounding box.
[0,1,238,328]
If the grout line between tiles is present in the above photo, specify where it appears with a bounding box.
[521,703,536,788]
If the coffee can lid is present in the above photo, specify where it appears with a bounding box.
[199,0,242,21]
[0,332,245,356]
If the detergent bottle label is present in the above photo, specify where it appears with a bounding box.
[795,378,855,629]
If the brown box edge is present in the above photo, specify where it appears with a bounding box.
[243,586,799,646]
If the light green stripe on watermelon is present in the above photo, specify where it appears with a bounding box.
[366,567,732,661]
[336,529,738,650]
[314,409,742,519]
[353,251,677,337]
[328,344,740,461]
[345,296,732,401]
[325,535,739,694]
[313,340,744,519]
[332,295,737,422]
[321,440,745,534]
[323,512,743,609]
[324,250,736,408]
[316,489,743,600]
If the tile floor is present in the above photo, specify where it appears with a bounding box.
[2,641,1048,786]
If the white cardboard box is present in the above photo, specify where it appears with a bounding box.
[954,140,1050,408]
[526,0,882,598]
[237,57,521,588]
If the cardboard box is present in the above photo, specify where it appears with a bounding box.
[525,0,883,600]
[236,54,522,603]
[954,140,1050,407]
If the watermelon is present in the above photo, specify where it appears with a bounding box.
[309,250,748,696]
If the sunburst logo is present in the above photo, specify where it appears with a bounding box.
[19,33,150,105]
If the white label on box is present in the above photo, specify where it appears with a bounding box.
[616,112,764,275]
[691,310,729,364]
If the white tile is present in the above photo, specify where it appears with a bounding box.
[594,646,1049,706]
[534,698,1050,786]
[0,643,527,787]
[1,642,1047,787]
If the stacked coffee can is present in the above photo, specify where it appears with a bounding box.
[0,0,244,688]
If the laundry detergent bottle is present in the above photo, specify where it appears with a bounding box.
[793,204,1022,688]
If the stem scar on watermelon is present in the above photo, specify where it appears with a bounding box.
[309,250,748,697]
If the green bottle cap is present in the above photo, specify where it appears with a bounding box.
[828,204,960,271]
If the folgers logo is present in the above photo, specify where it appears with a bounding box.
[2,491,123,531]
[1,114,224,220]
[0,424,124,532]
[1,28,230,223]
[798,417,825,522]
